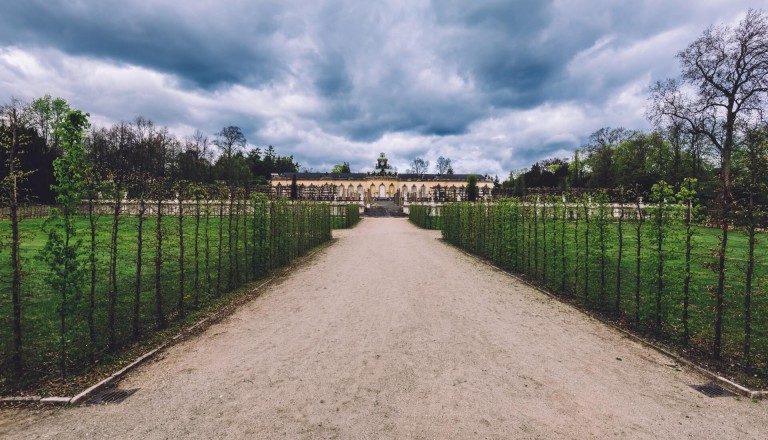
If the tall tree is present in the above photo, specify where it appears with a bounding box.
[435,156,452,175]
[177,129,212,182]
[0,98,32,380]
[649,9,768,358]
[734,122,768,369]
[466,174,479,202]
[584,127,635,188]
[214,126,246,160]
[331,162,351,173]
[27,95,70,151]
[40,109,90,377]
[409,157,429,176]
[567,150,586,188]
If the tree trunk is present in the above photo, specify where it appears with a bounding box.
[134,198,145,340]
[533,197,539,280]
[227,191,234,290]
[233,194,241,286]
[635,197,644,325]
[583,198,590,303]
[574,200,580,296]
[193,196,201,308]
[243,188,250,282]
[561,197,567,293]
[655,198,664,333]
[599,199,607,307]
[155,194,166,329]
[216,198,224,297]
[108,183,121,350]
[616,199,624,316]
[178,193,185,319]
[88,193,98,356]
[714,147,732,359]
[744,166,756,370]
[526,200,532,276]
[683,200,692,346]
[60,206,71,378]
[9,151,23,378]
[541,198,547,285]
[205,198,211,297]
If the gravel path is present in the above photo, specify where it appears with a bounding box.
[2,218,766,439]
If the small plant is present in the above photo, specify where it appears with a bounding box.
[649,180,674,333]
[39,109,90,377]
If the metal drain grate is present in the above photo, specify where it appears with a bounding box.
[87,388,139,405]
[691,383,736,398]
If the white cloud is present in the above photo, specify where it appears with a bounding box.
[1,1,764,179]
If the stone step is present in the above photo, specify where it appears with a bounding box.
[364,203,406,217]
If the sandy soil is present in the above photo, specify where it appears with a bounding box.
[1,218,766,439]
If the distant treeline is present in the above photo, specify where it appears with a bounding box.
[504,127,717,202]
[0,95,299,205]
[0,96,331,389]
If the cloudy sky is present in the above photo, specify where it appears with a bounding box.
[0,1,762,177]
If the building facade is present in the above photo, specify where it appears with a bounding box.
[270,153,494,203]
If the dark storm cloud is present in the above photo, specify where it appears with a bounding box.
[312,52,354,99]
[431,0,564,107]
[0,0,762,176]
[0,0,285,88]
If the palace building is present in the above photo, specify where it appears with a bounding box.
[270,153,495,204]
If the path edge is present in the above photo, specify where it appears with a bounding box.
[441,238,767,400]
[0,239,337,407]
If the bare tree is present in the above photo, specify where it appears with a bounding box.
[435,156,452,175]
[178,130,212,181]
[649,9,768,359]
[190,129,211,161]
[214,126,246,159]
[586,127,635,153]
[409,157,429,176]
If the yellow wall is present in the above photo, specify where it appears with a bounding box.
[271,175,493,201]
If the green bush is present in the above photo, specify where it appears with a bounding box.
[442,195,768,381]
[409,204,443,230]
[0,190,332,386]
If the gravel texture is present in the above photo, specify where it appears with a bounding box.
[1,218,766,439]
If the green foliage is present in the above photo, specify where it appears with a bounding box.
[466,174,478,202]
[331,203,360,229]
[1,100,36,382]
[214,152,251,184]
[513,173,526,197]
[1,191,332,388]
[27,94,70,150]
[246,145,300,184]
[331,162,351,173]
[409,204,442,229]
[38,109,90,377]
[440,184,768,382]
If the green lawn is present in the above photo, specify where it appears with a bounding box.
[0,200,331,385]
[440,201,768,384]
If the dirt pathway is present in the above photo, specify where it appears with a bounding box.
[2,218,766,439]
